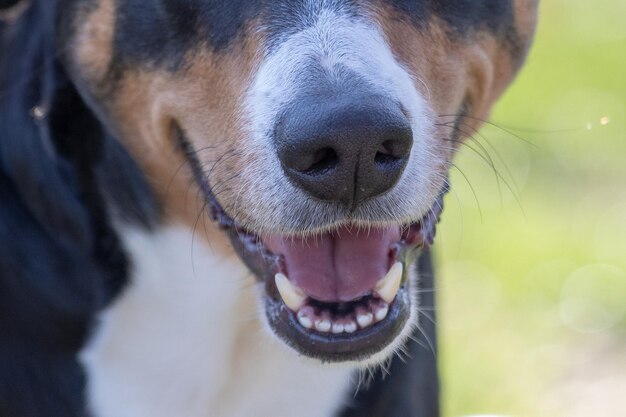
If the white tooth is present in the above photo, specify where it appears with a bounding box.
[374,303,389,322]
[315,319,331,332]
[297,310,313,329]
[344,321,357,333]
[274,273,306,311]
[331,322,344,334]
[374,262,403,304]
[357,312,373,328]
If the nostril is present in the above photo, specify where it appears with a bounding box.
[303,147,339,176]
[374,138,410,166]
[374,152,399,166]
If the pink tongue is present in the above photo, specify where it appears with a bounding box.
[263,226,400,302]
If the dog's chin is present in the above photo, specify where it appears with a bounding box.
[208,195,445,364]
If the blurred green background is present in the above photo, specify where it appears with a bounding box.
[436,1,626,416]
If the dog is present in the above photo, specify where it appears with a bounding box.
[0,1,538,416]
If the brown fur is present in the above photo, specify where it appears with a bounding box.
[71,2,267,254]
[70,0,537,244]
[371,0,537,144]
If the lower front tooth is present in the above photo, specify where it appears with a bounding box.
[297,308,314,329]
[331,322,344,334]
[356,309,373,328]
[344,321,357,333]
[315,319,331,332]
[374,303,389,322]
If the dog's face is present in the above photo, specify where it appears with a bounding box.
[60,0,537,363]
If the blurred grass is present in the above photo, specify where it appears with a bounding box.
[436,1,626,416]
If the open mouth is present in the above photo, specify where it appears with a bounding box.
[175,127,446,361]
[207,191,446,362]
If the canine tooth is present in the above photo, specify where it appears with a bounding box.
[344,321,357,333]
[315,318,331,332]
[331,322,345,334]
[297,308,313,329]
[274,273,306,311]
[374,303,389,322]
[356,309,374,328]
[374,262,403,304]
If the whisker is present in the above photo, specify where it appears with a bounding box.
[441,129,525,215]
[418,310,436,326]
[448,120,523,196]
[439,124,504,204]
[450,162,483,221]
[437,114,538,147]
[190,198,210,276]
[407,332,432,355]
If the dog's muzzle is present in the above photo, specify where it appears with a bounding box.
[201,81,446,360]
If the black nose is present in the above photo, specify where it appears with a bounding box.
[274,95,413,208]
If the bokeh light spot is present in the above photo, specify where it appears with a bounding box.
[441,261,502,332]
[559,264,626,332]
[593,203,626,262]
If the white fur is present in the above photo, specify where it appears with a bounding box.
[81,225,352,417]
[238,4,445,235]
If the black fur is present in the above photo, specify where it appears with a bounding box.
[102,0,520,74]
[0,2,157,416]
[388,0,524,57]
[389,0,514,35]
[0,0,20,10]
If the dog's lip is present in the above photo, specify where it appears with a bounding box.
[205,180,448,360]
[214,214,430,360]
[266,285,411,361]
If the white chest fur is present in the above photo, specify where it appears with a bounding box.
[80,225,353,417]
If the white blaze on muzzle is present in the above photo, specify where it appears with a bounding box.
[240,6,444,234]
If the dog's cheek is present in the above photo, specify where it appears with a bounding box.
[64,0,264,229]
[463,0,539,128]
[168,41,268,226]
[372,10,467,166]
[106,49,262,233]
[461,36,503,133]
[373,1,538,139]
